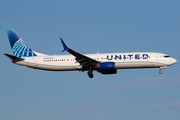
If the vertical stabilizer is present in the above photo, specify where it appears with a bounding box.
[6,29,37,57]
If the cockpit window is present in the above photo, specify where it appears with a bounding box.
[164,55,170,58]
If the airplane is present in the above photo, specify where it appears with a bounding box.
[4,29,177,78]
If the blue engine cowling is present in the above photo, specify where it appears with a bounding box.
[99,62,117,74]
[99,62,115,70]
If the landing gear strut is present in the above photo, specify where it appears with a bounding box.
[159,66,167,74]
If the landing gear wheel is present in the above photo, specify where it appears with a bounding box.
[159,70,162,74]
[88,71,94,78]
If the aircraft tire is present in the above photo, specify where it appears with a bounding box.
[88,71,93,78]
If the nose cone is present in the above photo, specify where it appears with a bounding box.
[171,58,177,65]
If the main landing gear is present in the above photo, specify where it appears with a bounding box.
[88,70,93,78]
[87,67,93,78]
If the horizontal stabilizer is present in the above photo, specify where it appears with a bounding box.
[4,53,24,61]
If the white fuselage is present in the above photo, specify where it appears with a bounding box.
[13,52,177,71]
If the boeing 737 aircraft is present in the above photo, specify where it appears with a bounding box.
[4,29,177,78]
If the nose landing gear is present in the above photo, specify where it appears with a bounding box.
[159,66,167,74]
[159,70,162,74]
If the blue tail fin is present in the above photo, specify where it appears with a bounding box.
[6,29,37,57]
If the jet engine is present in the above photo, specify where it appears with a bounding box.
[98,62,117,74]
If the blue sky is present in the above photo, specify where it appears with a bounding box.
[0,0,180,120]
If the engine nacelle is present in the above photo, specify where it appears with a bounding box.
[100,69,117,74]
[98,62,117,74]
[99,62,115,70]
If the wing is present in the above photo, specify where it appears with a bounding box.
[60,38,99,70]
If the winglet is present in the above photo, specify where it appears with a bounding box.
[60,38,69,52]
